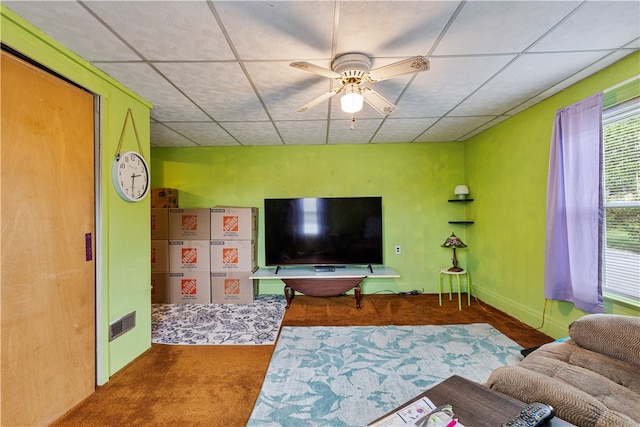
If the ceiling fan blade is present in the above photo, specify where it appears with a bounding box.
[290,61,341,79]
[360,87,397,116]
[296,87,341,113]
[367,56,430,82]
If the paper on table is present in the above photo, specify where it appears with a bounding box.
[368,397,436,426]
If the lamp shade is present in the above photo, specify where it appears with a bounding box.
[454,185,469,199]
[341,84,363,113]
[441,233,467,248]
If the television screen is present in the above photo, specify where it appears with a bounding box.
[264,197,383,267]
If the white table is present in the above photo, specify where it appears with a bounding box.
[251,266,399,309]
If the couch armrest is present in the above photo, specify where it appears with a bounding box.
[569,314,640,368]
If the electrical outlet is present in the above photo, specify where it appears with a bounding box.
[395,246,401,254]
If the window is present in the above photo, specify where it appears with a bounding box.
[602,95,640,304]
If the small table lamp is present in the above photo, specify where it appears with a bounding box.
[441,233,467,272]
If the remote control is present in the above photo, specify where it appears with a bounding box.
[502,402,555,427]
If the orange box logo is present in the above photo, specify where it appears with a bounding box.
[223,215,239,232]
[151,247,156,263]
[181,248,198,264]
[222,247,239,265]
[224,279,241,295]
[181,278,197,295]
[182,215,198,231]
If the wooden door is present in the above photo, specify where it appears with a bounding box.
[1,50,96,426]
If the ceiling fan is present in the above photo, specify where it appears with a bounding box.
[290,53,430,116]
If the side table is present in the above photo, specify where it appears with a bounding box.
[439,268,471,310]
[368,375,575,426]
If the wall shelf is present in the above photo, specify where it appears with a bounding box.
[448,198,474,223]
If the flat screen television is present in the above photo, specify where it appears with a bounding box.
[264,197,383,268]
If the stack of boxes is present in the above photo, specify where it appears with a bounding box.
[168,208,212,303]
[210,207,259,304]
[150,197,259,304]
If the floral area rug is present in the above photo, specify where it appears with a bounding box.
[151,294,286,345]
[247,323,523,426]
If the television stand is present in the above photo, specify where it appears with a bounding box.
[250,266,400,309]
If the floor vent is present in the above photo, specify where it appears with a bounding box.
[109,311,136,341]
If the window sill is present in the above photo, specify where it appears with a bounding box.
[604,292,640,310]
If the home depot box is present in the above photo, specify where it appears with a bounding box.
[151,188,179,208]
[151,273,169,304]
[151,239,169,273]
[210,206,258,240]
[151,208,169,239]
[169,208,211,240]
[168,272,211,304]
[211,271,258,304]
[210,240,257,272]
[169,240,211,272]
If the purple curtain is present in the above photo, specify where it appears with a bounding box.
[544,92,604,313]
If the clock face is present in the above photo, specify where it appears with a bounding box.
[112,151,150,202]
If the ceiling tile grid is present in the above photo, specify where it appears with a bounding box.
[4,0,639,147]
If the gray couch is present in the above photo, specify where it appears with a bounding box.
[486,314,640,427]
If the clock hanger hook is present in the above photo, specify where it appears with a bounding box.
[115,108,145,160]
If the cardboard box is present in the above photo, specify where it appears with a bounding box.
[151,188,179,208]
[151,239,169,273]
[210,240,257,272]
[169,208,211,240]
[151,272,169,303]
[168,272,211,304]
[151,208,169,240]
[210,206,258,240]
[169,240,211,272]
[211,271,258,304]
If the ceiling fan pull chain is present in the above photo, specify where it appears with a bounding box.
[350,114,356,131]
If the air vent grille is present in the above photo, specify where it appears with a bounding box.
[109,311,136,341]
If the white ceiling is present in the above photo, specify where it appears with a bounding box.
[5,1,639,147]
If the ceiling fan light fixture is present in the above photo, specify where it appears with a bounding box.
[341,84,363,113]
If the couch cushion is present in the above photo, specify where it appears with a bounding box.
[487,365,637,426]
[569,314,640,368]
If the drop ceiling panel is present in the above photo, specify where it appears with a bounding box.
[433,1,582,55]
[394,55,517,118]
[328,119,383,144]
[530,1,640,52]
[97,63,211,122]
[214,1,335,60]
[155,62,268,122]
[414,117,497,142]
[4,1,139,61]
[151,123,198,147]
[450,51,617,117]
[335,1,460,57]
[221,122,283,146]
[277,121,329,145]
[372,118,439,144]
[246,61,334,121]
[85,1,235,61]
[165,122,241,147]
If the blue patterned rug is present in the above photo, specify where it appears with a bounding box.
[151,294,286,345]
[248,324,523,426]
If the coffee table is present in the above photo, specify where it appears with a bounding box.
[368,375,574,426]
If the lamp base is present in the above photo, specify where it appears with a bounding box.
[447,266,464,272]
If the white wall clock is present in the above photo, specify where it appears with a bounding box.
[112,108,149,202]
[112,151,150,202]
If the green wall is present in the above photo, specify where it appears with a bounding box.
[151,143,468,294]
[1,7,153,383]
[464,51,640,338]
